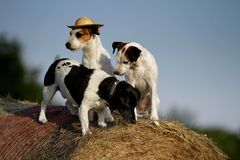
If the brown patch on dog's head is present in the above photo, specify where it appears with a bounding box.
[82,28,92,41]
[112,42,127,54]
[73,27,101,42]
[124,46,141,62]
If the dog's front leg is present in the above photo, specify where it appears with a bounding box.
[126,79,139,121]
[79,104,91,135]
[134,107,138,121]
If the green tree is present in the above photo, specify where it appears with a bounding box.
[0,34,42,102]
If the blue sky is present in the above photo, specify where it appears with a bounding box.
[1,0,240,131]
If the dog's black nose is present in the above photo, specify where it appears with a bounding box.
[114,71,119,75]
[65,42,70,49]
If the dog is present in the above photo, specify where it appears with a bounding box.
[65,17,114,122]
[112,41,160,122]
[65,17,114,75]
[38,58,140,135]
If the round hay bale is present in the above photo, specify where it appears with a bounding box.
[0,105,73,160]
[0,97,226,160]
[69,120,227,160]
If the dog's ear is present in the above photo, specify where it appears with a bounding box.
[82,26,100,35]
[125,46,141,62]
[91,26,100,35]
[83,26,100,35]
[112,41,126,54]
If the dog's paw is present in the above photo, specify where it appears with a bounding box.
[39,117,48,124]
[150,114,159,121]
[98,121,107,128]
[105,116,114,123]
[82,130,92,136]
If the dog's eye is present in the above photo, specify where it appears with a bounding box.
[69,32,72,36]
[123,61,129,64]
[76,32,83,38]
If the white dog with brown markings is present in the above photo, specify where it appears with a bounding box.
[65,17,114,75]
[112,42,160,124]
[65,17,114,122]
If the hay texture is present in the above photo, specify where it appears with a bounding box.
[70,120,227,160]
[0,98,227,160]
[0,99,228,160]
[27,117,227,160]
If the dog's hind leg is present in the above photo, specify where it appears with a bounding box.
[149,82,160,121]
[65,100,78,116]
[103,107,114,123]
[97,109,107,128]
[39,84,57,123]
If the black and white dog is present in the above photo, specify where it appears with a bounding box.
[112,42,160,124]
[38,58,140,135]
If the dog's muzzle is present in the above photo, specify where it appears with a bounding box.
[65,42,71,49]
[114,71,119,75]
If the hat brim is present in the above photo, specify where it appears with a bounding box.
[67,24,104,29]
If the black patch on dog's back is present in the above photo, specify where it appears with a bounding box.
[64,65,94,105]
[44,58,69,86]
[125,46,141,62]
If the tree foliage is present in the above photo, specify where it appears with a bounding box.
[0,34,42,102]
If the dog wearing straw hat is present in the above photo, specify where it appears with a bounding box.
[65,17,114,75]
[65,17,114,123]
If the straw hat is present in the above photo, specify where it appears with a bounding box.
[68,17,104,29]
